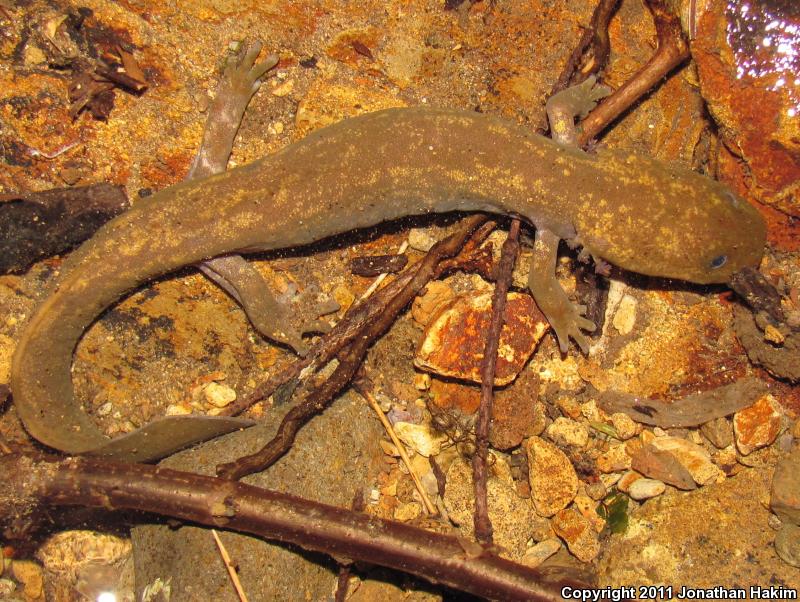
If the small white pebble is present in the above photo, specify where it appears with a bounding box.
[204,382,237,407]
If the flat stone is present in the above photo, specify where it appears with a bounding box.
[520,539,562,568]
[552,508,601,562]
[596,443,632,473]
[734,394,783,455]
[628,478,666,501]
[775,524,800,568]
[771,446,800,526]
[700,416,733,449]
[546,417,589,448]
[393,422,449,457]
[415,292,548,386]
[648,436,722,487]
[525,436,578,517]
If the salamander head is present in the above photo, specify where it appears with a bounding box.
[574,159,766,285]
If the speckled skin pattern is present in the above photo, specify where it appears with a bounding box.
[11,107,766,459]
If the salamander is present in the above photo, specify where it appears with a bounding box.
[10,105,766,462]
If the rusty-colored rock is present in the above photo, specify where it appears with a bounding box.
[551,508,601,563]
[415,292,549,386]
[734,394,783,455]
[692,1,800,215]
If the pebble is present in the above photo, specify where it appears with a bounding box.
[612,294,637,335]
[546,417,589,448]
[596,443,632,473]
[556,396,582,420]
[573,493,605,532]
[610,413,638,440]
[271,79,294,97]
[408,228,438,252]
[11,560,43,600]
[616,470,642,493]
[394,501,423,521]
[0,579,14,596]
[584,480,607,501]
[734,394,783,455]
[96,402,113,417]
[520,539,562,568]
[411,281,455,326]
[525,436,578,517]
[393,422,448,457]
[628,478,666,501]
[770,446,800,525]
[203,382,236,408]
[165,403,192,416]
[700,417,734,449]
[775,524,800,567]
[649,436,722,486]
[552,508,601,562]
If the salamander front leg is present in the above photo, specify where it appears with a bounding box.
[527,228,595,353]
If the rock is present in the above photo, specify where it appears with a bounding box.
[610,412,638,440]
[775,524,800,568]
[631,444,696,490]
[0,579,14,597]
[556,396,583,420]
[490,370,545,450]
[520,539,562,568]
[770,447,800,526]
[649,436,722,487]
[734,394,783,455]
[407,228,439,252]
[411,281,455,326]
[394,501,423,521]
[692,0,800,215]
[616,470,642,493]
[612,294,637,335]
[11,560,43,601]
[415,292,549,386]
[628,478,666,501]
[525,436,578,517]
[573,493,605,533]
[442,458,551,559]
[596,443,632,473]
[203,382,236,408]
[552,508,601,562]
[37,531,132,602]
[700,417,733,449]
[585,480,607,501]
[546,417,589,448]
[393,422,449,457]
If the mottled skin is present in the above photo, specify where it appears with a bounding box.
[10,107,766,461]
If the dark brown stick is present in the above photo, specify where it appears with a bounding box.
[551,0,620,95]
[578,0,689,145]
[472,219,522,545]
[216,215,492,479]
[0,453,592,601]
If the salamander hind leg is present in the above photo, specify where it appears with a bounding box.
[527,229,596,353]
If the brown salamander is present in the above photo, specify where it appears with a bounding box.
[10,106,766,461]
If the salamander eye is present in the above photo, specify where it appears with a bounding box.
[709,255,727,269]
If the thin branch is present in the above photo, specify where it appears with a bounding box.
[212,529,250,602]
[354,380,438,515]
[472,220,522,545]
[578,0,689,145]
[0,453,591,601]
[551,0,620,95]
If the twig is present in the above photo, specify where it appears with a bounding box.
[360,241,409,300]
[211,529,250,602]
[354,380,438,515]
[551,0,620,95]
[472,220,522,545]
[0,453,592,601]
[578,0,689,145]
[216,215,492,480]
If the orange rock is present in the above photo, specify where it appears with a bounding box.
[415,292,548,386]
[552,508,600,562]
[733,394,783,455]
